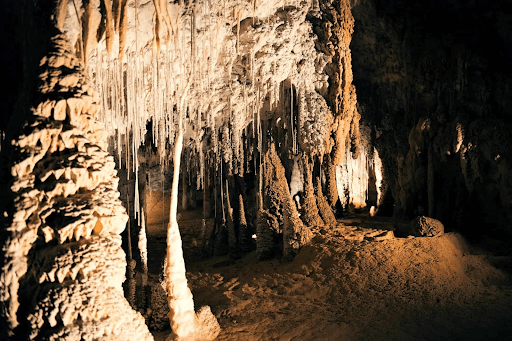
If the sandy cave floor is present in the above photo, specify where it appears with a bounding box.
[143,210,512,341]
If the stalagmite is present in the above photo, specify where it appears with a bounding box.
[264,145,312,259]
[301,156,324,228]
[238,193,251,252]
[139,208,149,287]
[256,152,274,259]
[324,154,339,207]
[0,34,153,340]
[315,177,337,226]
[163,81,220,341]
[225,177,240,260]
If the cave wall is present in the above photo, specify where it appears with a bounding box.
[351,0,512,238]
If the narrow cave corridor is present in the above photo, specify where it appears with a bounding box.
[1,0,512,340]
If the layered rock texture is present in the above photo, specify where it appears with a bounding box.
[0,34,152,340]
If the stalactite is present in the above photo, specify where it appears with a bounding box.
[103,0,115,55]
[350,109,361,159]
[113,0,122,32]
[60,0,358,299]
[153,0,163,52]
[199,140,204,190]
[135,162,141,221]
[191,5,196,86]
[82,0,101,68]
[222,124,233,174]
[118,0,128,61]
[301,155,324,229]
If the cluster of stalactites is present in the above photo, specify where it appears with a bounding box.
[76,0,340,181]
[62,0,363,250]
[336,144,384,211]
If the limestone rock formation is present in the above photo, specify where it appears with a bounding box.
[258,145,312,260]
[0,34,152,340]
[411,216,445,237]
[300,156,325,228]
[315,177,337,226]
[351,0,512,238]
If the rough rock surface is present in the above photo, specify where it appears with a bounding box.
[0,34,152,340]
[315,177,337,227]
[300,157,325,228]
[259,145,312,260]
[351,0,512,237]
[411,216,445,237]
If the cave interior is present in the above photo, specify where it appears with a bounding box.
[1,0,512,340]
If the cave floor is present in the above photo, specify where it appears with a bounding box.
[145,211,512,341]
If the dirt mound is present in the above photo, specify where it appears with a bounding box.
[151,217,512,341]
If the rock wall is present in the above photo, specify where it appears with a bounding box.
[351,0,512,238]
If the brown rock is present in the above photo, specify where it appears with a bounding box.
[411,216,444,237]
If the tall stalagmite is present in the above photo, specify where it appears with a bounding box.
[301,156,325,228]
[0,34,153,340]
[262,145,312,260]
[315,177,337,226]
[163,83,220,341]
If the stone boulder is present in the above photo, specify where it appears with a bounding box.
[411,216,444,237]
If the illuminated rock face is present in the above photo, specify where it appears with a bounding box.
[0,34,153,340]
[61,0,365,262]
